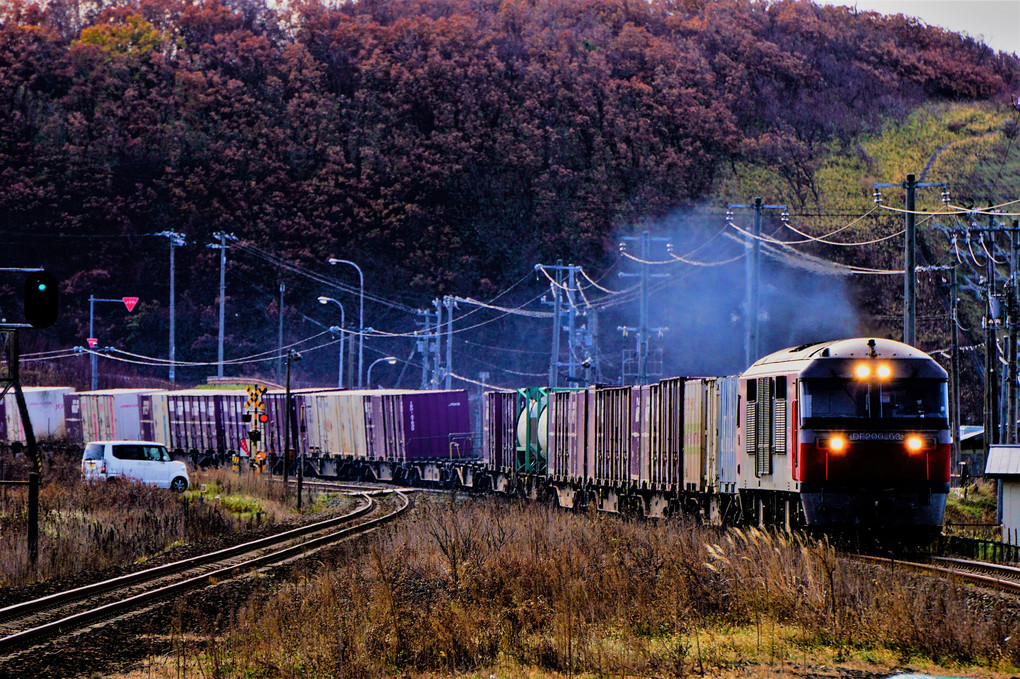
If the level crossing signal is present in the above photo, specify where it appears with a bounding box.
[243,385,268,444]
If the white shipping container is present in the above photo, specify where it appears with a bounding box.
[2,387,74,442]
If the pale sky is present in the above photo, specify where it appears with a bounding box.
[817,0,1020,55]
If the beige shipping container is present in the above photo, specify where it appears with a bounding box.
[683,379,705,492]
[703,378,720,492]
[78,389,156,442]
[305,391,369,458]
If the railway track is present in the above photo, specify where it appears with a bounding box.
[854,554,1020,596]
[278,477,403,493]
[0,490,409,658]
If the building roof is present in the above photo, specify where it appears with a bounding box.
[986,445,1020,476]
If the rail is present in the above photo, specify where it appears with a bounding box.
[0,491,409,656]
[853,554,1020,596]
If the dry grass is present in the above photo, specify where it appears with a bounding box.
[161,495,1020,679]
[944,480,1000,538]
[0,449,315,587]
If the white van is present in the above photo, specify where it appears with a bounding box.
[81,440,190,492]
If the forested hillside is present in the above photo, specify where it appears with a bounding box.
[1,0,1017,395]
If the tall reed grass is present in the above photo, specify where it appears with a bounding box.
[206,495,1020,677]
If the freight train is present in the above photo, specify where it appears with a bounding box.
[2,338,951,535]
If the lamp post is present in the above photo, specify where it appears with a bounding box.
[327,258,364,388]
[367,356,397,388]
[317,296,345,389]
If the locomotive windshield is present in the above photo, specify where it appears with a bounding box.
[799,378,948,422]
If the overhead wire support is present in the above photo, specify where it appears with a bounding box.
[617,231,671,385]
[727,198,787,365]
[537,261,594,387]
[874,175,948,346]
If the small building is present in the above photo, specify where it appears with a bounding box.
[985,445,1020,546]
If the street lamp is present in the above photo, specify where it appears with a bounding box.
[327,258,364,388]
[317,296,345,388]
[367,356,398,388]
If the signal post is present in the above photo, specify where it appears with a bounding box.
[242,384,268,472]
[1,268,60,567]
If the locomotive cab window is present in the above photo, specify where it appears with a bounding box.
[799,377,947,423]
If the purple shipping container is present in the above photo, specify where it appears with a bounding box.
[299,389,472,461]
[70,389,157,443]
[590,386,633,485]
[262,391,310,458]
[157,390,248,453]
[547,390,589,480]
[485,391,516,471]
[403,390,472,460]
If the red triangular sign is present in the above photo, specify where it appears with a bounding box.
[122,297,138,312]
[87,338,98,348]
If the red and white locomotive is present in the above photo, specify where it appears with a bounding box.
[737,337,951,533]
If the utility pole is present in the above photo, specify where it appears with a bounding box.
[726,200,787,365]
[207,232,237,379]
[432,298,445,389]
[1,331,41,566]
[905,175,917,346]
[156,231,185,386]
[550,263,562,387]
[1011,221,1020,443]
[444,295,455,390]
[873,176,946,347]
[277,281,285,387]
[950,265,962,467]
[984,244,1001,455]
[415,306,441,389]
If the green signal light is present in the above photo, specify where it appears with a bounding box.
[37,283,47,292]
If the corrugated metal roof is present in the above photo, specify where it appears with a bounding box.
[986,445,1020,476]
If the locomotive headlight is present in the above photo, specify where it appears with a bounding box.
[822,434,847,453]
[877,364,892,379]
[905,435,932,453]
[854,363,871,379]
